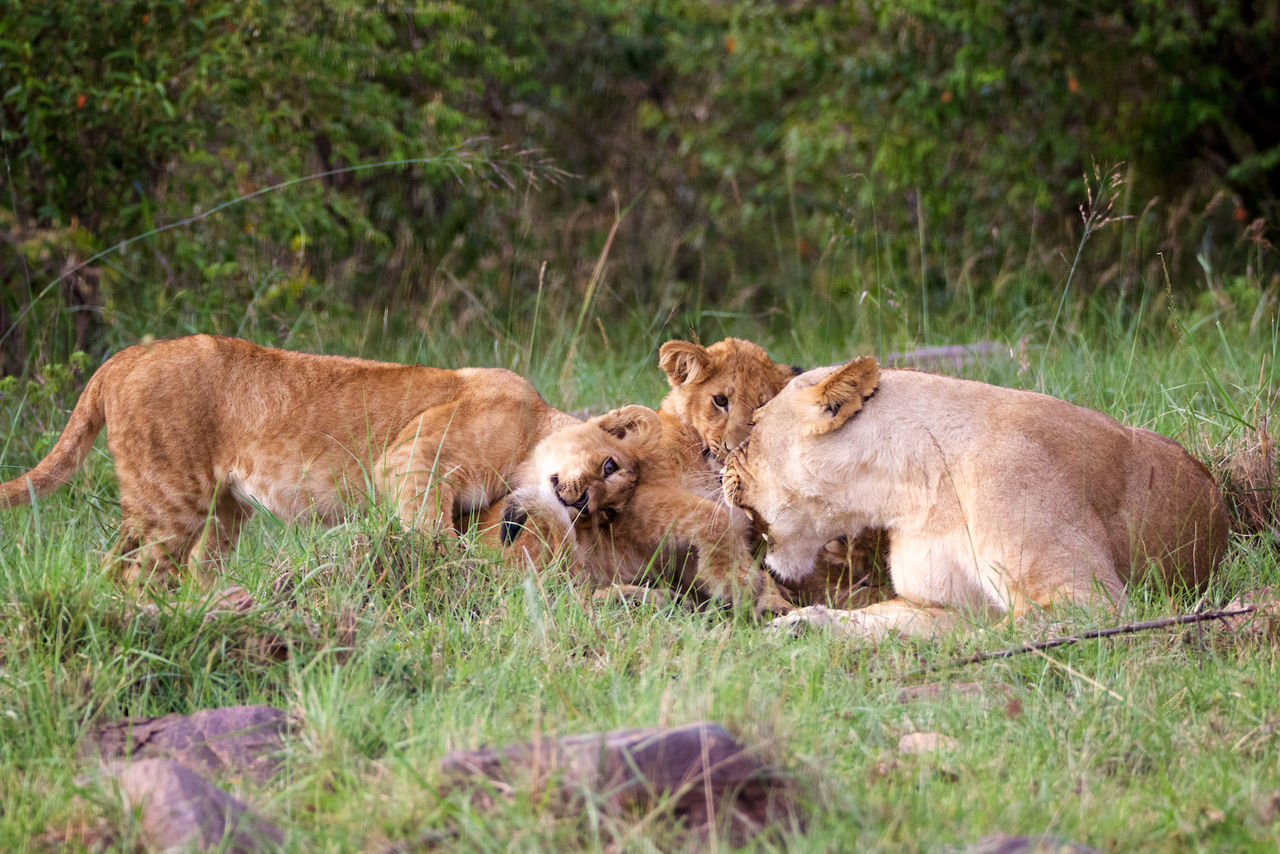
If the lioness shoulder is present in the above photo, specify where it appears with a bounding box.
[0,334,577,583]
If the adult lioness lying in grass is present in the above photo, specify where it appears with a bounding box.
[658,337,889,609]
[722,356,1231,638]
[500,404,791,614]
[0,334,578,584]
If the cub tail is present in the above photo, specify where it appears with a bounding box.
[0,367,108,508]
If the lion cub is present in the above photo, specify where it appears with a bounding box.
[0,334,578,583]
[723,356,1232,639]
[658,337,889,608]
[500,405,790,613]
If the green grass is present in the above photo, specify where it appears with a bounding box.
[1,265,1278,852]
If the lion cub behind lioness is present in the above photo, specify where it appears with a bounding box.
[0,334,578,583]
[657,336,889,608]
[500,405,791,613]
[723,356,1232,639]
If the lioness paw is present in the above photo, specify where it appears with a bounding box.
[766,605,835,637]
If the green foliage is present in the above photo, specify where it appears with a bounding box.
[0,0,1277,377]
[0,0,241,227]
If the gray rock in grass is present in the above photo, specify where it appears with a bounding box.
[84,704,294,785]
[115,758,284,852]
[967,833,1104,854]
[439,721,796,843]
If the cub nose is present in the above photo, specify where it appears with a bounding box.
[557,487,589,511]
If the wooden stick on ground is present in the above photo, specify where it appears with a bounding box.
[930,605,1259,672]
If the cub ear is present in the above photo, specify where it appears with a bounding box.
[659,340,711,387]
[799,356,880,436]
[593,405,662,444]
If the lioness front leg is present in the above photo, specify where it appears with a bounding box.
[770,599,953,640]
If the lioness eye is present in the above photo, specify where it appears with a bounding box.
[712,394,729,410]
[601,457,618,476]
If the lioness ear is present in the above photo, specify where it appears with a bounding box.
[594,405,662,444]
[659,340,710,387]
[800,356,880,436]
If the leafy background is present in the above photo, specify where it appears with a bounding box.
[2,0,1277,374]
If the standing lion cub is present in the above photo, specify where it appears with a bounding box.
[723,356,1231,638]
[0,334,578,583]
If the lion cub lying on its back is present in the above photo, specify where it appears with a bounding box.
[500,405,791,613]
[723,356,1231,639]
[0,334,578,584]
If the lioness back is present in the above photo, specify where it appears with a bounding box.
[0,334,575,583]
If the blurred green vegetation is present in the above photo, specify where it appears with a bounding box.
[1,0,1277,373]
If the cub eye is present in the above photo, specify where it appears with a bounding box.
[712,394,729,411]
[601,457,619,476]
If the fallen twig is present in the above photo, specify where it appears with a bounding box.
[929,605,1259,672]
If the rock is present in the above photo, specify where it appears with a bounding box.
[85,705,294,785]
[896,732,959,754]
[886,340,1028,373]
[115,759,284,852]
[439,721,795,843]
[966,833,1102,854]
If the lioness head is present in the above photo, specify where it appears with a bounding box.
[658,338,801,468]
[520,405,663,527]
[723,356,880,580]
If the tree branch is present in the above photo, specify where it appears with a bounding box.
[928,605,1260,672]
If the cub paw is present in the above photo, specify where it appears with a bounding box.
[499,501,529,546]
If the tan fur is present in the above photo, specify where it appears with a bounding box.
[659,337,889,608]
[500,405,790,612]
[723,357,1232,639]
[0,334,578,583]
[658,338,800,469]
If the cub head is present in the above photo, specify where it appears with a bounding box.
[722,356,880,580]
[658,337,801,468]
[523,405,663,528]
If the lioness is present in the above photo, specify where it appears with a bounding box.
[0,334,578,582]
[722,356,1231,638]
[659,337,889,608]
[500,404,791,613]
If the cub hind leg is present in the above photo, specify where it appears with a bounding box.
[106,476,250,587]
[373,428,462,535]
